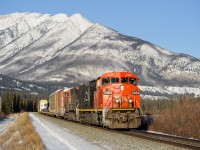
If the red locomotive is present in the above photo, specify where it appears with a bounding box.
[42,72,141,129]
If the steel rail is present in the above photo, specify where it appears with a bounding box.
[116,129,200,150]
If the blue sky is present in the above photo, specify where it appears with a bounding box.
[1,0,200,58]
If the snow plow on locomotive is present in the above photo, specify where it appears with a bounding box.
[40,72,141,129]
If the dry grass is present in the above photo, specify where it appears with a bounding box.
[0,112,44,150]
[149,98,200,139]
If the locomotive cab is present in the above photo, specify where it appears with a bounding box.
[95,72,140,109]
[95,72,141,129]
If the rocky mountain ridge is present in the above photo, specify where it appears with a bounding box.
[0,13,200,98]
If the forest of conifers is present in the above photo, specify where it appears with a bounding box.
[0,90,47,115]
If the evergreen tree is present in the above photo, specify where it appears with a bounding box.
[19,96,24,112]
[13,94,19,113]
[33,97,38,112]
[1,89,48,113]
[3,91,14,115]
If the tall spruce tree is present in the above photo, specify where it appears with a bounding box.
[3,91,14,114]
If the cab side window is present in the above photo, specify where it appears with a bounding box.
[102,78,110,86]
[129,78,137,85]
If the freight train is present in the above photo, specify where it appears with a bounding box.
[39,72,141,129]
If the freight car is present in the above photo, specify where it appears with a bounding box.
[37,99,48,112]
[48,88,68,117]
[41,72,141,129]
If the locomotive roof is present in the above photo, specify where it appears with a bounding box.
[98,72,139,79]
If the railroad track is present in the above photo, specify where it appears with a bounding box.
[114,129,200,150]
[70,121,200,149]
[38,113,200,149]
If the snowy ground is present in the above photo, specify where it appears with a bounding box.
[30,113,186,150]
[30,113,107,150]
[0,115,18,135]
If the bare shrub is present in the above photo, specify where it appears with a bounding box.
[139,113,154,130]
[149,98,200,139]
[0,112,44,149]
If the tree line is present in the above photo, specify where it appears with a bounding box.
[0,90,42,115]
[141,95,200,113]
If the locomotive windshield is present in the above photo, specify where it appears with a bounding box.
[102,77,138,86]
[111,77,119,83]
[121,77,138,85]
[121,77,128,83]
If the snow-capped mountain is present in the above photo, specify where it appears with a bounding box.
[0,13,200,99]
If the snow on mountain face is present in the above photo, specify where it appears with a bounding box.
[0,13,92,76]
[0,12,200,98]
[139,85,200,100]
[0,73,44,93]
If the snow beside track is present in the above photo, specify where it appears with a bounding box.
[0,115,18,135]
[29,113,104,150]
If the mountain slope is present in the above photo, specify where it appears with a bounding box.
[0,12,200,98]
[0,73,45,93]
[0,73,64,95]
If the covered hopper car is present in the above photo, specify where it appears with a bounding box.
[40,72,141,129]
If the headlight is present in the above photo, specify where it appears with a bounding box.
[116,100,119,103]
[104,90,112,95]
[128,99,132,103]
[120,85,124,91]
